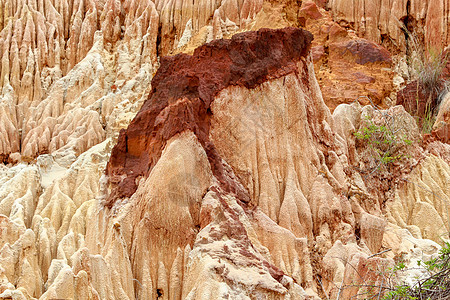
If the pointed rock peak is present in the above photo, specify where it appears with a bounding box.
[105,27,314,206]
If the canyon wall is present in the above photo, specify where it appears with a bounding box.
[0,0,307,163]
[327,0,450,52]
[0,0,449,299]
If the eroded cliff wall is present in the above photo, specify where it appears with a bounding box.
[327,0,450,51]
[0,1,449,300]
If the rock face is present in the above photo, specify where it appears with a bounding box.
[397,80,434,116]
[102,26,449,299]
[105,27,323,298]
[327,0,450,51]
[0,1,450,299]
[387,155,450,243]
[0,0,296,163]
[0,0,160,162]
[106,27,313,202]
[396,76,450,143]
[432,92,450,143]
[301,1,395,111]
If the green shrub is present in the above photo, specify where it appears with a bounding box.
[384,241,450,300]
[354,114,412,172]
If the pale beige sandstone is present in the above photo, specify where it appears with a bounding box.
[82,131,318,299]
[0,222,42,298]
[383,224,442,284]
[181,199,313,299]
[333,103,449,243]
[155,0,267,54]
[204,58,396,298]
[339,253,393,299]
[0,164,40,228]
[386,155,450,243]
[333,102,423,186]
[125,131,214,299]
[210,59,347,227]
[330,101,450,296]
[328,0,450,51]
[0,0,160,162]
[170,0,305,54]
[0,81,19,157]
[0,139,113,299]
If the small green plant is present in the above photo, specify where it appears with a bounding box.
[354,115,413,172]
[392,262,406,272]
[383,285,415,300]
[420,109,437,134]
[383,241,450,300]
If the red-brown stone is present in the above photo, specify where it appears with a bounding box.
[311,45,325,63]
[334,39,392,65]
[424,125,450,144]
[105,27,314,207]
[396,80,440,116]
[327,23,348,42]
[352,72,376,84]
[300,2,323,20]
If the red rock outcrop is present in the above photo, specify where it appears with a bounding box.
[396,69,449,143]
[397,80,433,116]
[106,27,313,202]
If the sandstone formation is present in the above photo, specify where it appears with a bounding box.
[103,27,450,299]
[327,0,450,52]
[1,0,296,163]
[0,0,160,162]
[387,155,450,243]
[0,0,449,299]
[301,1,395,111]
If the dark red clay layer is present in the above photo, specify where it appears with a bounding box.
[105,27,313,207]
[338,39,392,65]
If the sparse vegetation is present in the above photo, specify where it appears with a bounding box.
[355,115,412,163]
[415,47,448,133]
[354,111,414,174]
[402,27,449,133]
[383,241,450,300]
[331,242,450,299]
